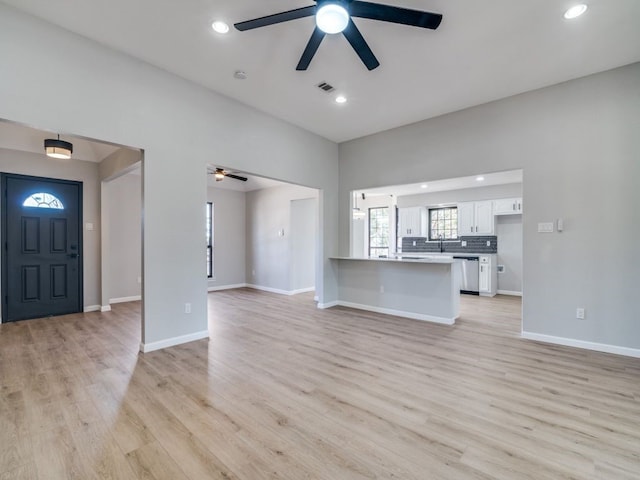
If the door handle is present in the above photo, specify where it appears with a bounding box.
[68,253,78,259]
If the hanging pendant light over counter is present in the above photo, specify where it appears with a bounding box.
[44,134,73,159]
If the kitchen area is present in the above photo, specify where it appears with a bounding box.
[333,169,523,323]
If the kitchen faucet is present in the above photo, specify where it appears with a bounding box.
[439,234,444,253]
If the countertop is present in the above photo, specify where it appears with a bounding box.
[395,252,496,258]
[330,256,455,264]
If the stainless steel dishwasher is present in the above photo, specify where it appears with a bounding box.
[453,256,479,295]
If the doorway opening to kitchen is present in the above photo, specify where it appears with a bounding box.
[349,169,523,328]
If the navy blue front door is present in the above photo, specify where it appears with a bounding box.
[2,173,83,322]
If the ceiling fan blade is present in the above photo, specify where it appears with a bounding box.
[296,27,326,71]
[342,20,380,71]
[350,1,442,30]
[235,5,316,31]
[225,173,248,182]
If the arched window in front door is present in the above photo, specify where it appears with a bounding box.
[22,192,65,210]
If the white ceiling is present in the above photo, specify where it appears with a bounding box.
[359,169,522,197]
[0,120,120,162]
[3,0,639,143]
[0,120,297,190]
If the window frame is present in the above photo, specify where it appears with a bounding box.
[428,206,458,241]
[206,202,213,278]
[368,206,390,257]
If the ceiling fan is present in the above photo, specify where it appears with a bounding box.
[210,168,248,182]
[234,0,443,71]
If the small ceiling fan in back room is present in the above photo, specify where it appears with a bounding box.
[210,168,248,182]
[234,0,443,71]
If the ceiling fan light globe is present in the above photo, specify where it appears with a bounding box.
[316,3,349,34]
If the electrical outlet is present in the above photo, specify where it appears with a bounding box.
[185,303,191,314]
[576,307,585,319]
[486,240,491,247]
[412,240,416,246]
[461,240,467,247]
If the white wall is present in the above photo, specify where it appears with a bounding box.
[207,186,246,289]
[0,148,101,311]
[290,198,317,292]
[246,185,318,293]
[0,4,339,349]
[339,63,640,351]
[104,172,142,302]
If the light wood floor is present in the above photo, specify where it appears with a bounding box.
[1,290,639,479]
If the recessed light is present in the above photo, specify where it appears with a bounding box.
[476,176,485,182]
[234,70,248,80]
[420,184,428,189]
[564,4,588,19]
[335,95,347,104]
[212,21,230,34]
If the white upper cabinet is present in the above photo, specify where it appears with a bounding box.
[397,206,426,237]
[493,197,523,215]
[458,201,494,235]
[457,202,475,236]
[475,201,494,234]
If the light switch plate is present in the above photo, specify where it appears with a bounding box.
[86,222,94,231]
[538,222,554,233]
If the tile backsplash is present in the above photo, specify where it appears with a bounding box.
[401,236,497,254]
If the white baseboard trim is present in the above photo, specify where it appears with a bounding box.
[317,301,339,309]
[521,331,640,358]
[497,290,523,297]
[140,330,209,353]
[246,284,315,296]
[208,283,248,292]
[245,284,290,295]
[290,287,315,295]
[110,295,141,304]
[83,305,100,313]
[325,300,456,325]
[100,305,111,312]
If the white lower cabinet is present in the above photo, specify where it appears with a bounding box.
[479,255,497,297]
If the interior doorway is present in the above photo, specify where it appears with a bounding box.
[0,120,143,336]
[206,164,320,305]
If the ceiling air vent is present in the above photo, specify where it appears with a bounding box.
[316,82,335,93]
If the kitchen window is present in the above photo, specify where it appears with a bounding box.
[369,206,389,257]
[429,206,458,240]
[206,202,213,278]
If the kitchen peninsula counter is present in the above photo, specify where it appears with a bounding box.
[329,256,460,324]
